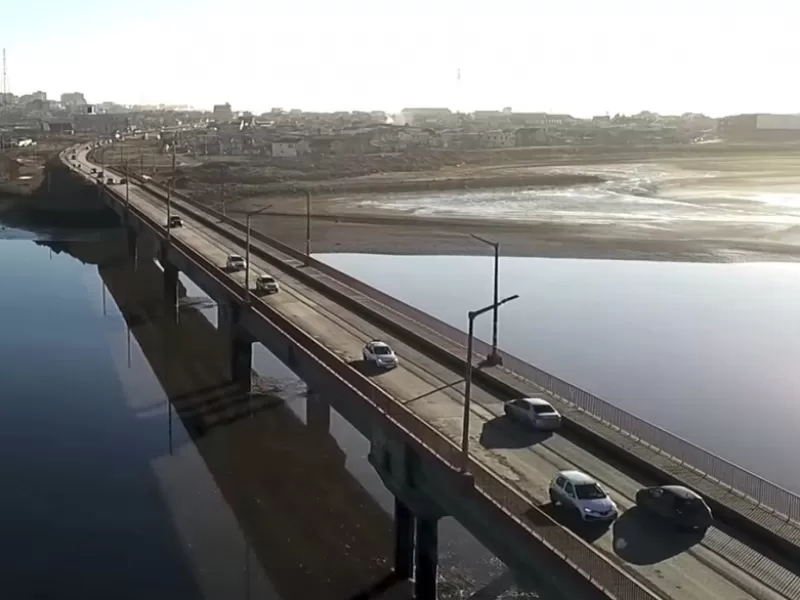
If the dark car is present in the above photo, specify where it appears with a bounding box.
[167,215,183,228]
[635,485,712,532]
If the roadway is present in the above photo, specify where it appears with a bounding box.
[73,146,800,600]
[97,247,404,599]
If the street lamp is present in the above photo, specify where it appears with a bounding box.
[125,159,130,213]
[305,190,311,264]
[244,204,273,302]
[470,234,502,366]
[460,294,520,473]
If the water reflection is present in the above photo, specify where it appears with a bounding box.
[0,238,206,599]
[317,253,800,494]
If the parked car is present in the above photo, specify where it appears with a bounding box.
[362,340,398,369]
[226,254,246,271]
[549,470,618,522]
[106,177,114,184]
[503,397,561,430]
[167,215,183,228]
[255,274,280,294]
[635,485,713,532]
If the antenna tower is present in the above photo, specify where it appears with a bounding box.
[2,48,7,105]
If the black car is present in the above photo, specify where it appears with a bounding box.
[635,485,712,532]
[167,216,183,228]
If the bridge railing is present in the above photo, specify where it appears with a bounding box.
[108,181,658,600]
[109,160,800,523]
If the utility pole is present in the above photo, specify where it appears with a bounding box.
[305,190,311,264]
[1,49,7,107]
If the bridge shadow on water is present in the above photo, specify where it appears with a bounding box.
[91,243,412,599]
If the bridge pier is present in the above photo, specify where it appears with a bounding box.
[162,254,179,310]
[369,428,445,597]
[126,226,138,265]
[306,390,330,434]
[414,516,439,600]
[394,498,415,580]
[218,300,254,386]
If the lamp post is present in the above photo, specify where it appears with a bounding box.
[470,234,502,366]
[125,159,130,212]
[305,190,311,264]
[460,294,520,473]
[244,204,273,302]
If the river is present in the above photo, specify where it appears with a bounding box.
[0,228,541,599]
[317,252,800,495]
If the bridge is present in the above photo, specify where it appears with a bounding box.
[90,240,408,599]
[63,142,800,600]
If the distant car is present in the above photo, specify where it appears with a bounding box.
[226,254,246,271]
[70,154,76,160]
[255,274,279,294]
[635,485,713,532]
[167,215,183,228]
[96,172,103,178]
[119,177,127,185]
[362,340,398,369]
[91,168,97,174]
[106,177,114,184]
[549,470,618,522]
[503,397,561,430]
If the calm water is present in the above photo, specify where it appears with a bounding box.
[0,231,540,599]
[317,253,800,495]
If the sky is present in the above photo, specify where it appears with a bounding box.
[2,0,799,117]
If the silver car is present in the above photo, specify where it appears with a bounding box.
[503,397,561,430]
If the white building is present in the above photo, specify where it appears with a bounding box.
[271,138,308,158]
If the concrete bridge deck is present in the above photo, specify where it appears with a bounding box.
[66,143,800,600]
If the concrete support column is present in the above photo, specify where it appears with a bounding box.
[126,226,138,264]
[394,498,415,581]
[306,390,330,434]
[414,517,439,600]
[218,300,253,384]
[230,335,253,383]
[163,260,179,308]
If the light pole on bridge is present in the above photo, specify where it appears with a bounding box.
[470,234,503,366]
[244,204,273,303]
[460,294,520,474]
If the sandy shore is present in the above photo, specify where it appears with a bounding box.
[217,150,800,263]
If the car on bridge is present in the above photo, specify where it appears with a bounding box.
[549,470,618,522]
[362,340,398,369]
[167,216,183,228]
[255,275,280,294]
[226,254,246,271]
[503,397,561,430]
[635,485,713,533]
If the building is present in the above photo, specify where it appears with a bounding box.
[480,130,516,148]
[515,128,549,146]
[400,108,454,127]
[61,92,87,108]
[213,103,233,122]
[718,113,800,140]
[271,138,308,158]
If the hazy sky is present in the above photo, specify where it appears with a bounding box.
[1,0,797,117]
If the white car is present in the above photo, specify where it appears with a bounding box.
[503,397,561,430]
[226,254,246,271]
[255,274,280,294]
[549,470,618,522]
[362,340,398,369]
